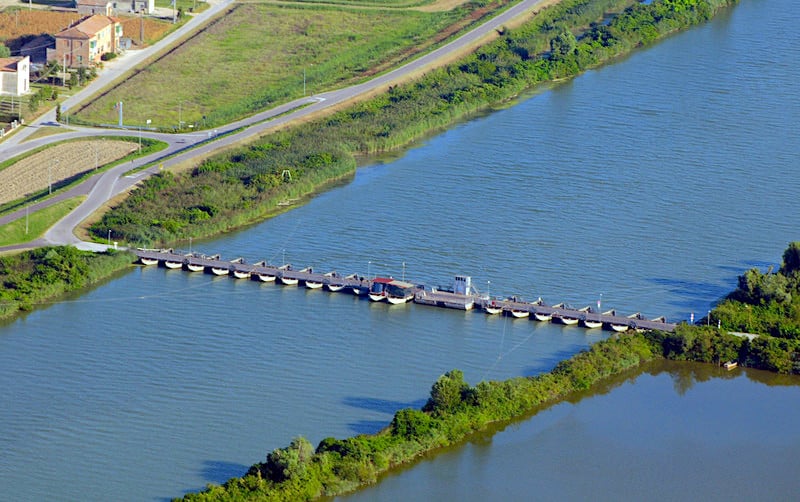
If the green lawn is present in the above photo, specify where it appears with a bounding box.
[72,2,481,130]
[0,197,83,246]
[154,0,210,15]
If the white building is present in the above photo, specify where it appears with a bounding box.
[0,56,30,97]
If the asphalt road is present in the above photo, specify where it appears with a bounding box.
[0,0,548,251]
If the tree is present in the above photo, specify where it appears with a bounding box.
[780,242,800,281]
[391,408,434,439]
[734,267,791,305]
[550,27,577,58]
[0,45,10,58]
[259,436,314,482]
[423,370,469,417]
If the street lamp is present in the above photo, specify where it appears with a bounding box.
[139,118,151,152]
[107,229,111,246]
[707,310,711,327]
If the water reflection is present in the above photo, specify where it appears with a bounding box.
[341,360,800,501]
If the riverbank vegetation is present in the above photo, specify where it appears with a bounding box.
[92,0,738,247]
[0,246,133,320]
[180,241,800,501]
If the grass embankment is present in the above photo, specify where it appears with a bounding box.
[71,1,502,129]
[92,0,736,247]
[181,240,800,500]
[0,246,134,319]
[0,197,83,246]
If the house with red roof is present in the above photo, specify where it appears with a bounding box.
[47,15,123,68]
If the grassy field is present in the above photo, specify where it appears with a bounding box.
[71,1,497,129]
[0,196,83,246]
[155,0,210,14]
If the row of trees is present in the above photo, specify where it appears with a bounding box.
[184,334,659,500]
[184,313,800,501]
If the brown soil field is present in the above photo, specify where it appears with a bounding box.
[0,10,80,41]
[0,10,171,48]
[117,15,173,47]
[0,139,137,205]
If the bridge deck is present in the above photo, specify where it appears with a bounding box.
[134,249,676,332]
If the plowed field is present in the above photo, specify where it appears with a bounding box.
[0,140,137,205]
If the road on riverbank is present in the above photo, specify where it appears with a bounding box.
[0,0,552,252]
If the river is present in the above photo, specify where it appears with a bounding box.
[1,0,799,500]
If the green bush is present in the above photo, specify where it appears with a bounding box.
[0,247,133,320]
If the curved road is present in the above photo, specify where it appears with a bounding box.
[0,0,549,252]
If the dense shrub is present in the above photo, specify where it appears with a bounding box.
[0,247,133,319]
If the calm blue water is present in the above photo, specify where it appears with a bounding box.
[344,361,800,501]
[1,0,799,500]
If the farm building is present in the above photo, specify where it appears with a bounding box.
[47,15,123,68]
[129,0,155,14]
[0,56,31,97]
[76,0,114,16]
[76,0,155,15]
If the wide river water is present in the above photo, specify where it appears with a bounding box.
[2,0,800,500]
